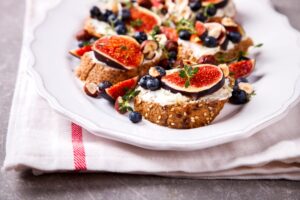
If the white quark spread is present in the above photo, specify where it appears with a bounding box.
[89,19,116,36]
[137,80,232,106]
[178,39,220,58]
[216,0,236,18]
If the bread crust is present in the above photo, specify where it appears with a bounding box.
[134,97,227,129]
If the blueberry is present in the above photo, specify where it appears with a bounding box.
[179,30,191,40]
[134,32,148,43]
[227,31,242,43]
[154,66,166,77]
[168,51,177,60]
[115,24,127,35]
[196,12,207,22]
[206,5,217,16]
[108,14,117,24]
[114,20,125,27]
[103,10,114,22]
[121,9,131,20]
[90,6,102,19]
[203,36,218,48]
[139,75,152,89]
[229,89,249,105]
[146,78,161,91]
[235,78,249,85]
[189,1,202,12]
[129,111,142,123]
[98,81,112,92]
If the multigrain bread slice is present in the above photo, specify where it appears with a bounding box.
[76,52,138,84]
[134,97,227,129]
[76,51,162,84]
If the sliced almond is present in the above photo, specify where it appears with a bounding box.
[141,40,159,60]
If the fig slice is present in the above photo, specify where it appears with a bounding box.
[229,59,255,79]
[202,0,229,8]
[69,45,92,58]
[141,40,159,60]
[161,64,225,98]
[130,6,161,33]
[93,35,144,70]
[105,76,138,100]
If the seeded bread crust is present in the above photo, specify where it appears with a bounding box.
[76,52,162,84]
[76,53,138,84]
[134,97,227,129]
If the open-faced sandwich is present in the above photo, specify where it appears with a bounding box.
[70,0,260,129]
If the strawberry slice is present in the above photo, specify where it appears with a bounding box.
[195,21,207,37]
[69,45,92,58]
[105,76,138,100]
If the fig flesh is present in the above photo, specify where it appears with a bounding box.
[93,35,144,70]
[202,0,229,8]
[229,59,255,79]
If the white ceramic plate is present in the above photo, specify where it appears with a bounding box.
[28,0,300,151]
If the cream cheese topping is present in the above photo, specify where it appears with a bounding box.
[178,39,220,58]
[216,0,236,18]
[89,19,116,36]
[137,80,232,106]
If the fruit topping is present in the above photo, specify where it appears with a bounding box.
[139,75,152,89]
[134,31,148,44]
[203,36,218,47]
[141,40,159,60]
[130,6,161,33]
[227,31,242,43]
[229,59,255,79]
[146,77,161,91]
[235,77,249,84]
[115,24,128,35]
[195,21,207,38]
[93,35,144,70]
[129,111,143,123]
[76,30,93,41]
[90,6,103,20]
[69,45,92,58]
[149,66,166,78]
[105,76,138,100]
[189,1,202,12]
[205,4,217,16]
[121,8,131,20]
[165,40,179,52]
[229,89,249,105]
[137,0,153,9]
[98,81,113,92]
[84,82,100,98]
[202,0,229,8]
[161,27,179,41]
[161,64,225,97]
[179,30,192,40]
[168,51,177,61]
[196,12,208,22]
[221,17,238,28]
[103,9,114,22]
[197,55,218,65]
[204,22,226,44]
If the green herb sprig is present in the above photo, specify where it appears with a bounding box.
[130,19,143,28]
[117,89,140,113]
[176,18,196,33]
[179,65,199,88]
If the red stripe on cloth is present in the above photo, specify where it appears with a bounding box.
[71,123,87,171]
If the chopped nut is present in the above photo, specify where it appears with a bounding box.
[238,82,254,94]
[84,82,99,98]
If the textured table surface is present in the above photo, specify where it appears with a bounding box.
[1,0,300,199]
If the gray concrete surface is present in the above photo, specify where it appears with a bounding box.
[0,0,300,199]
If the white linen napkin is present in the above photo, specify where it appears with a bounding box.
[3,0,300,180]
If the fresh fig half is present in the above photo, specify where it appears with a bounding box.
[202,0,229,8]
[105,76,138,100]
[205,22,227,45]
[69,45,92,58]
[229,59,255,79]
[93,35,144,70]
[161,65,225,98]
[130,6,161,33]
